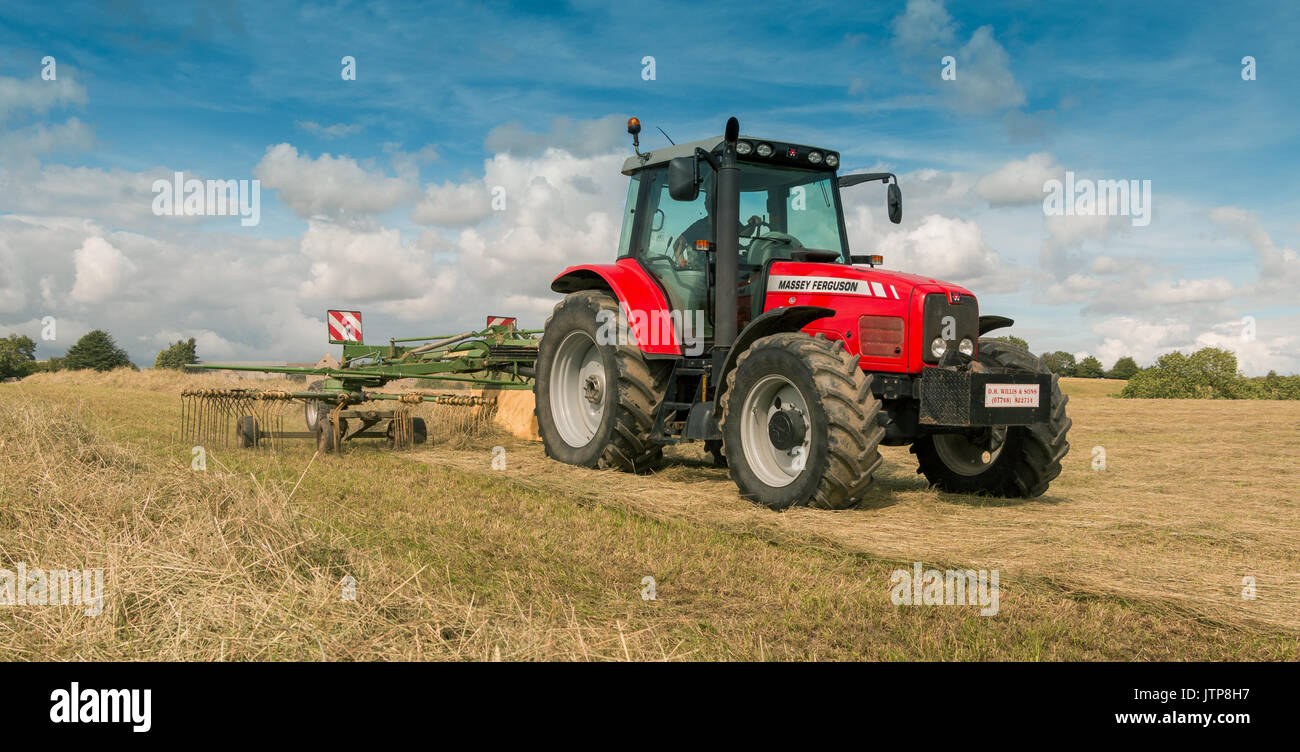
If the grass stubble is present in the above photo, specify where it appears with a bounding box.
[0,370,1295,661]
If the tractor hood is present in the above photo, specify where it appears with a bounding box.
[764,260,974,303]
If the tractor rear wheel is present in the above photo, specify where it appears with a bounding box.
[910,339,1071,497]
[535,290,668,473]
[720,333,885,510]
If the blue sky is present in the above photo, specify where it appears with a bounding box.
[1,0,1298,373]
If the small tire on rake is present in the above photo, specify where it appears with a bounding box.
[386,417,428,449]
[235,416,259,448]
[316,417,346,454]
[304,381,326,432]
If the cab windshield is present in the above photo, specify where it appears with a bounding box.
[736,163,846,262]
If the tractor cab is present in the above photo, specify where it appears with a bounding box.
[617,130,858,335]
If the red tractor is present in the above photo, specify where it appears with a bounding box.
[534,117,1071,510]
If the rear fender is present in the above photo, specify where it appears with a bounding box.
[551,259,682,356]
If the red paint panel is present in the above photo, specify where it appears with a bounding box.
[760,262,976,374]
[550,259,682,355]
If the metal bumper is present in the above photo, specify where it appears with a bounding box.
[918,368,1051,427]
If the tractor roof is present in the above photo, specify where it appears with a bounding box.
[620,135,840,175]
[621,136,723,175]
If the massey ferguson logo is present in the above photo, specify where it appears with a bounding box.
[768,275,900,300]
[949,292,963,304]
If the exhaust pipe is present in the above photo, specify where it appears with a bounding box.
[714,117,741,349]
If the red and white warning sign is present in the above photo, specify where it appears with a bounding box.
[327,310,363,343]
[486,316,517,329]
[984,383,1040,408]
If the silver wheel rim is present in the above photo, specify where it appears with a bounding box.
[305,400,320,428]
[550,330,606,448]
[932,428,1007,476]
[740,374,812,488]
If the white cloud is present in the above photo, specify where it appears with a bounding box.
[1091,315,1300,376]
[0,117,94,163]
[976,152,1062,206]
[412,181,495,227]
[1209,206,1300,299]
[892,0,956,50]
[0,73,87,123]
[253,143,417,218]
[947,26,1026,114]
[297,219,441,304]
[294,120,363,139]
[891,0,1024,115]
[847,208,1021,294]
[70,236,135,304]
[484,114,627,158]
[1145,278,1235,305]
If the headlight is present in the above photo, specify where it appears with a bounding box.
[756,143,774,157]
[736,141,752,155]
[930,337,947,358]
[958,338,975,356]
[825,154,839,168]
[807,151,823,164]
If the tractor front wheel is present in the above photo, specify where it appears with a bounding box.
[534,291,668,473]
[910,339,1071,497]
[720,333,884,510]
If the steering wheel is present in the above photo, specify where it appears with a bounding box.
[739,215,771,252]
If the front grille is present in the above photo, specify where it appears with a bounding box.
[921,293,978,364]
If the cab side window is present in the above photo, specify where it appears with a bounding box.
[616,174,640,258]
[633,165,715,329]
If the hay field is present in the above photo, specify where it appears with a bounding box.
[0,370,1295,660]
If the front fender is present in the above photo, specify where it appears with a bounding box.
[714,305,835,404]
[550,258,681,355]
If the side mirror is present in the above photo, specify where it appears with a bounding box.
[668,156,699,201]
[887,183,902,224]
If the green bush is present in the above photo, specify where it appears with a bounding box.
[64,330,135,372]
[1106,356,1140,380]
[1042,351,1077,377]
[992,335,1028,351]
[0,334,38,379]
[1076,355,1105,378]
[154,337,198,370]
[1120,347,1298,399]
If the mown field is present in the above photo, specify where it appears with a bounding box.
[1,370,1296,660]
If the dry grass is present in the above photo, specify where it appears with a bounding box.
[0,370,1295,660]
[420,376,1300,634]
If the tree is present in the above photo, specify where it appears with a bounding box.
[1107,356,1140,380]
[64,330,134,372]
[1041,351,1077,377]
[0,334,37,378]
[154,337,198,370]
[1121,347,1243,399]
[993,335,1029,351]
[1076,355,1105,378]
